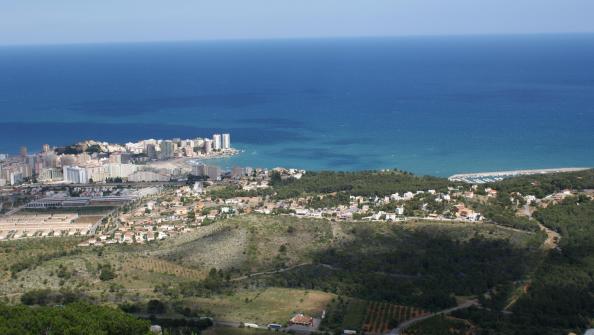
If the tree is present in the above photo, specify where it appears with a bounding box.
[147,299,166,314]
[98,263,116,281]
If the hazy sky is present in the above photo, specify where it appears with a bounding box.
[1,0,594,45]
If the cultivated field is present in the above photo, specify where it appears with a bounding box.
[362,302,428,334]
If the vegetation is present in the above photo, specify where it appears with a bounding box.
[21,288,87,306]
[0,302,149,335]
[271,170,455,198]
[457,196,594,334]
[402,315,475,335]
[474,192,540,232]
[3,170,593,333]
[0,237,83,277]
[321,297,368,332]
[488,169,594,198]
[261,222,540,311]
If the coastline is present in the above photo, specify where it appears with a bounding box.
[146,149,241,172]
[449,167,591,183]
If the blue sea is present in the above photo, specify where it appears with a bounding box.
[1,34,593,176]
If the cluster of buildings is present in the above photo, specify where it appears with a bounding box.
[143,133,232,159]
[79,184,235,247]
[246,183,483,223]
[191,164,257,182]
[0,133,234,186]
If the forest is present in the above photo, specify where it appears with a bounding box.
[271,169,455,198]
[0,303,149,335]
[486,169,594,198]
[260,224,538,312]
[456,196,594,334]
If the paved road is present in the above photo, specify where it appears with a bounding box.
[388,300,478,335]
[16,181,186,189]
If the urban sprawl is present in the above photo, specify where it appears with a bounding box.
[1,133,574,248]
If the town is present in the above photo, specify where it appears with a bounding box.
[1,139,582,247]
[0,132,235,186]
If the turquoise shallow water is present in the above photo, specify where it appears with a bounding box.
[0,34,593,176]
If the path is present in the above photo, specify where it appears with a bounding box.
[388,299,478,335]
[502,207,560,311]
[229,262,312,281]
[537,222,560,251]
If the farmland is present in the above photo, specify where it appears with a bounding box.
[189,287,334,325]
[321,297,430,333]
[362,302,428,334]
[0,213,543,330]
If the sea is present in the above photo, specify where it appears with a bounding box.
[1,34,593,177]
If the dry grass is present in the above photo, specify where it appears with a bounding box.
[190,287,334,324]
[127,257,206,280]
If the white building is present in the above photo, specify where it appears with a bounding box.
[63,166,88,184]
[38,168,64,182]
[212,134,222,150]
[222,133,231,149]
[104,163,137,179]
[9,171,23,185]
[203,139,213,154]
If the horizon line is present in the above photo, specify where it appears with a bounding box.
[1,31,594,48]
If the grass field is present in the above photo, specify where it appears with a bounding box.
[188,287,334,325]
[155,214,334,274]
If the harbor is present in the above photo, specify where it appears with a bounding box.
[448,167,591,184]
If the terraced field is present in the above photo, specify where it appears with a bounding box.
[362,302,428,334]
[128,257,206,280]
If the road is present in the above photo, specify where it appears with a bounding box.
[388,300,478,335]
[230,262,312,281]
[16,180,186,189]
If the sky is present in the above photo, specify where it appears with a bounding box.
[1,0,594,45]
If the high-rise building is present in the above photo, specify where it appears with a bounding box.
[20,146,28,157]
[146,144,157,159]
[42,144,50,153]
[63,166,88,184]
[203,139,213,154]
[9,171,23,185]
[222,133,231,149]
[160,140,176,159]
[212,134,222,150]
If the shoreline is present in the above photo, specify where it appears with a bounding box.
[146,149,241,172]
[449,167,591,183]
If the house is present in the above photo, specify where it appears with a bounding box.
[454,203,474,218]
[289,313,314,327]
[485,188,498,197]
